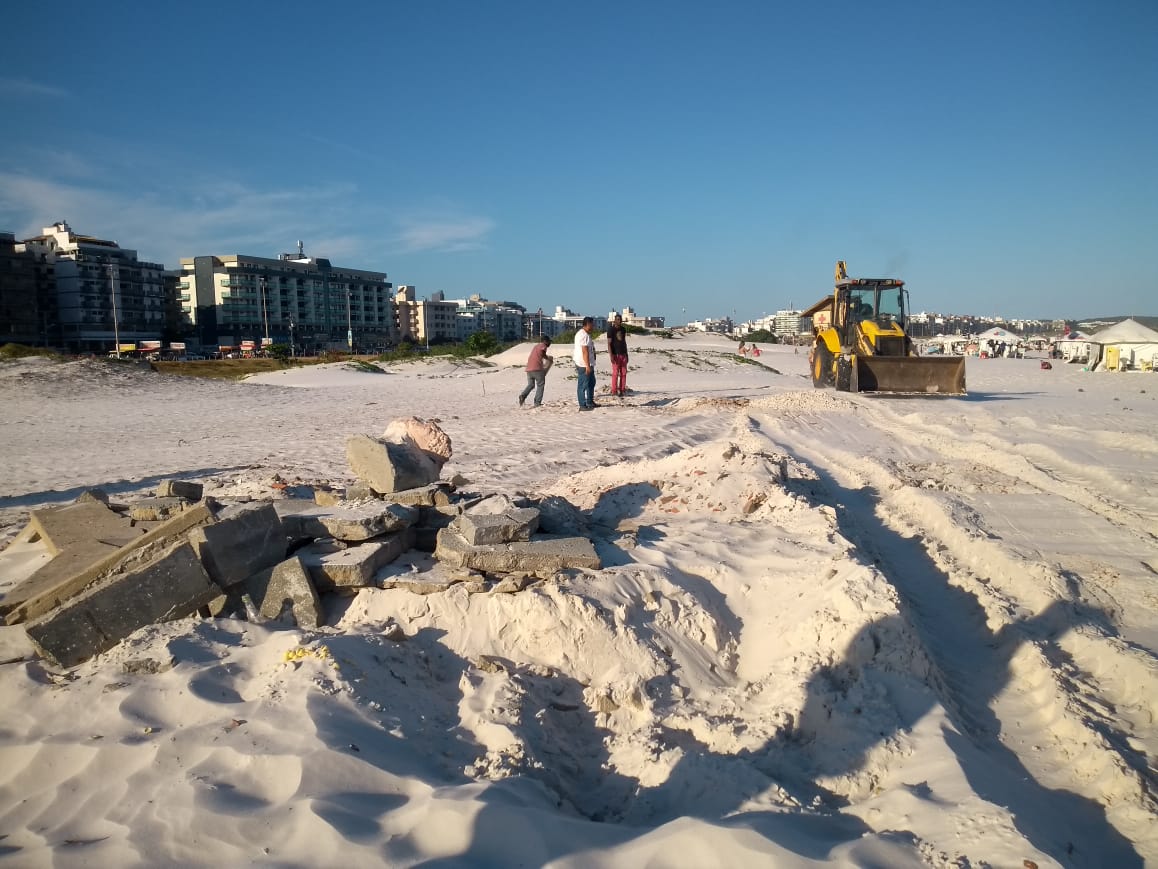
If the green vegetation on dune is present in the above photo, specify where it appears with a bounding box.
[0,343,64,361]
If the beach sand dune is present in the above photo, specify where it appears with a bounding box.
[1,336,1155,867]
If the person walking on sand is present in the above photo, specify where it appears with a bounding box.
[518,335,553,407]
[573,316,597,410]
[607,313,629,398]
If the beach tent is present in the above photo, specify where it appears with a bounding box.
[976,326,1021,342]
[1056,329,1092,363]
[1088,319,1158,371]
[975,326,1024,357]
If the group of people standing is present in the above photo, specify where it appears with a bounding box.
[518,314,630,411]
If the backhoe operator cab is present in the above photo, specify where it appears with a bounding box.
[838,280,909,354]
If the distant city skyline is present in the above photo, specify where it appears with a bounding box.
[1,2,1155,324]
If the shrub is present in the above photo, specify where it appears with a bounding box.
[743,330,776,344]
[0,343,62,360]
[464,330,499,356]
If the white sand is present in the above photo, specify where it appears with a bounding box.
[0,334,1155,867]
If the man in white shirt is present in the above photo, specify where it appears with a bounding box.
[572,317,597,410]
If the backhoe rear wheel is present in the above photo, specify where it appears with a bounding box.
[812,343,833,388]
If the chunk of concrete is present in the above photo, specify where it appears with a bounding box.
[451,507,539,545]
[276,502,418,543]
[244,557,323,628]
[465,494,520,515]
[24,540,220,668]
[490,573,539,594]
[313,488,343,507]
[347,434,440,495]
[3,501,215,625]
[535,495,588,536]
[129,497,188,522]
[157,479,204,500]
[382,417,453,468]
[298,528,415,591]
[378,563,481,594]
[188,502,285,588]
[75,488,111,506]
[385,483,455,507]
[434,528,600,575]
[345,481,379,501]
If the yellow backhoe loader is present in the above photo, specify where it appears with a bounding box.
[804,262,966,395]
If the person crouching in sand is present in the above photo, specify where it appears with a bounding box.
[518,335,553,407]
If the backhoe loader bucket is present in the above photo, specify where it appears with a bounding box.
[852,355,967,395]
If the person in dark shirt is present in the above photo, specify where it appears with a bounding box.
[607,313,629,397]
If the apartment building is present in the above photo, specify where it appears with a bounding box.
[449,294,526,342]
[15,222,168,354]
[606,307,665,329]
[773,309,804,338]
[0,231,54,346]
[178,243,395,353]
[393,286,459,346]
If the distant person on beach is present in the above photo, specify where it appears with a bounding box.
[607,313,629,397]
[518,335,553,407]
[573,317,597,410]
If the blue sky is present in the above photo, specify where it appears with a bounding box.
[1,1,1155,324]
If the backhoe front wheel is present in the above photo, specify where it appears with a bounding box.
[811,343,833,388]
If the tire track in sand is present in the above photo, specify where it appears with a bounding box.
[745,398,1157,866]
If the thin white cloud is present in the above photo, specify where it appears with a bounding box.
[0,148,495,274]
[0,171,378,267]
[393,216,495,253]
[0,78,69,99]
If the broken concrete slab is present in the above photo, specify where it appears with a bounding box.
[157,479,203,500]
[450,506,539,546]
[3,501,216,625]
[378,562,483,594]
[347,434,441,494]
[128,497,189,522]
[244,557,323,628]
[188,502,285,588]
[298,527,415,591]
[384,483,455,507]
[434,528,600,575]
[275,501,418,543]
[27,500,141,556]
[24,540,220,668]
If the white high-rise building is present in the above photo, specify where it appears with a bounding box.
[177,242,395,353]
[17,221,168,353]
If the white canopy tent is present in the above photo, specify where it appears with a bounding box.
[975,327,1024,357]
[1056,329,1092,363]
[1088,319,1158,371]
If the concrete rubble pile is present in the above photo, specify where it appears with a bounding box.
[0,418,600,668]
